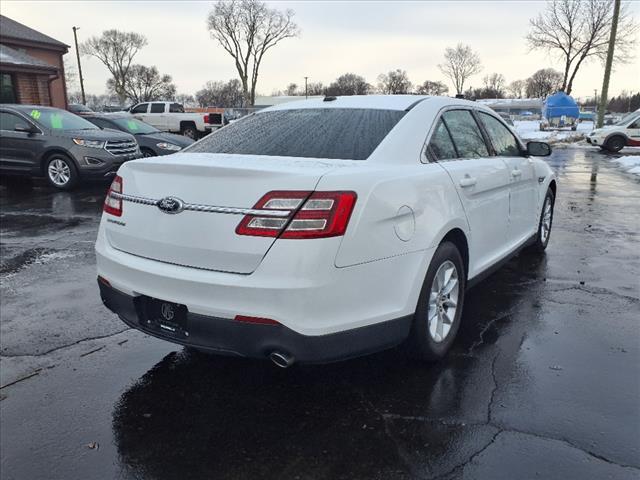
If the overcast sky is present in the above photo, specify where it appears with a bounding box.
[3,1,639,100]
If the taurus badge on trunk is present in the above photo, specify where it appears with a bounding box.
[157,196,185,214]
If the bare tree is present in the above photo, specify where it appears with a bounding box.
[207,0,299,106]
[483,73,506,95]
[526,0,637,95]
[81,30,147,103]
[195,79,245,107]
[415,80,449,96]
[507,80,526,98]
[64,57,78,92]
[325,73,371,96]
[284,83,299,95]
[438,43,482,95]
[525,68,563,98]
[306,81,325,96]
[175,93,197,108]
[377,69,412,94]
[109,65,176,104]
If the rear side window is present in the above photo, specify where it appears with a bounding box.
[478,112,521,157]
[442,110,489,158]
[131,103,148,114]
[89,118,115,130]
[170,103,184,113]
[187,108,406,160]
[0,112,29,131]
[150,103,165,113]
[428,120,457,160]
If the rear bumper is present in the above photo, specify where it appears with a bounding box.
[98,280,412,363]
[96,222,431,335]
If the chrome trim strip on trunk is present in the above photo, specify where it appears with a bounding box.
[109,192,291,217]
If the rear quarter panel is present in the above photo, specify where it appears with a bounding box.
[317,163,468,268]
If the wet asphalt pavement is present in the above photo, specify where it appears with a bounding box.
[0,147,639,480]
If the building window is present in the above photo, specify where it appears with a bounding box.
[0,73,17,103]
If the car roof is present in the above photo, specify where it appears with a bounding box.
[84,113,128,119]
[263,95,428,112]
[262,95,481,113]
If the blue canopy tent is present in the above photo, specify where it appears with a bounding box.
[541,92,580,130]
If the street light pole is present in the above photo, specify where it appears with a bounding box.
[304,76,308,99]
[72,26,86,105]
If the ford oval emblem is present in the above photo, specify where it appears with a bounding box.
[157,196,185,214]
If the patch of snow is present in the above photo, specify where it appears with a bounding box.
[610,155,640,177]
[613,156,640,168]
[514,120,590,143]
[34,251,77,265]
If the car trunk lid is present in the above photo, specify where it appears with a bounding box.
[104,153,340,273]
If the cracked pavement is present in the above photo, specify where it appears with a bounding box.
[1,148,639,479]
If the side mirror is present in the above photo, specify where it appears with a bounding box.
[14,124,38,134]
[526,141,551,157]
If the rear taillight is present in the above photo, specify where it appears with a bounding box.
[236,190,357,239]
[203,114,210,124]
[103,175,123,217]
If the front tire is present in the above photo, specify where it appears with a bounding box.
[605,135,626,153]
[530,188,555,252]
[408,242,466,361]
[45,154,79,190]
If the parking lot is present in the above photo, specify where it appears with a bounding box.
[0,147,639,479]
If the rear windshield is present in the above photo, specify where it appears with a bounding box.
[186,108,405,160]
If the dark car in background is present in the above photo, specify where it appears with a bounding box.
[0,105,141,190]
[68,103,94,116]
[84,114,194,156]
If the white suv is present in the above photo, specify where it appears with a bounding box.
[96,96,556,367]
[587,110,640,152]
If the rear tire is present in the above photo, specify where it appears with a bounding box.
[605,135,626,153]
[530,188,555,252]
[181,125,198,139]
[408,242,466,361]
[45,154,79,190]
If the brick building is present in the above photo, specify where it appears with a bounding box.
[0,15,69,108]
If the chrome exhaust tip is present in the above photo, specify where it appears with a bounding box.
[269,351,295,368]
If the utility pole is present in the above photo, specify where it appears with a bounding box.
[594,89,598,112]
[598,0,621,128]
[304,76,308,99]
[72,26,86,105]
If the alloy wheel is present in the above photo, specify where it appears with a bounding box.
[540,196,552,244]
[428,260,459,343]
[48,159,71,186]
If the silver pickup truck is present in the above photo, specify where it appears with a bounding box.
[129,102,224,139]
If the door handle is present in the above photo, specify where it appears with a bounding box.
[511,169,522,178]
[459,175,477,188]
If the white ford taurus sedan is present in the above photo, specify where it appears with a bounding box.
[96,95,556,367]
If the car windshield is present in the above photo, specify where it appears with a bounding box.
[615,112,639,126]
[110,117,159,134]
[186,108,406,160]
[27,108,98,131]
